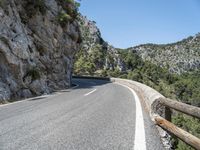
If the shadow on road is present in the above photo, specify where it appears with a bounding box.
[27,78,110,102]
[28,96,47,101]
[72,78,111,90]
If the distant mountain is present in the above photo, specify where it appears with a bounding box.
[130,34,200,74]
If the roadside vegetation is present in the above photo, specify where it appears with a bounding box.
[118,50,200,150]
[74,49,200,150]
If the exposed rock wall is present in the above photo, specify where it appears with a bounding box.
[75,15,125,74]
[0,0,81,103]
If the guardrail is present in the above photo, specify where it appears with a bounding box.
[73,76,200,149]
[153,98,200,150]
[110,78,200,149]
[72,75,111,81]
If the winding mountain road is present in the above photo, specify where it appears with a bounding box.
[0,78,164,150]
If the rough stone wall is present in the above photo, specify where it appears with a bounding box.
[0,0,81,103]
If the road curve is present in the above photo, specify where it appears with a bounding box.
[0,78,164,150]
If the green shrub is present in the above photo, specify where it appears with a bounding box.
[0,0,9,14]
[0,36,9,46]
[57,11,72,27]
[118,74,128,79]
[75,1,81,8]
[25,0,46,17]
[107,69,121,77]
[172,113,200,150]
[36,44,47,56]
[99,69,108,77]
[26,69,40,81]
[34,0,46,14]
[127,71,142,82]
[74,55,96,75]
[0,0,5,8]
[65,0,74,3]
[58,0,80,20]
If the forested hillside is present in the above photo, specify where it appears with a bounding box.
[130,34,200,74]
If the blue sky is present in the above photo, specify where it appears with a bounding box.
[79,0,200,48]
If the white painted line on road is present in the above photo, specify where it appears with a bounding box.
[115,83,147,150]
[84,89,97,96]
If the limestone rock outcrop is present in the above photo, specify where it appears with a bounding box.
[130,34,200,74]
[0,0,81,103]
[75,15,125,75]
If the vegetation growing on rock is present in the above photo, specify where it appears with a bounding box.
[0,0,81,103]
[57,11,72,26]
[130,34,200,74]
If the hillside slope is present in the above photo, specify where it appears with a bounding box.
[130,34,200,74]
[0,0,81,103]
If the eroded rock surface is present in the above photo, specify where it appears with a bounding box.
[0,0,81,103]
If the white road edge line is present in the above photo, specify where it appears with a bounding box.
[84,89,97,96]
[115,82,147,150]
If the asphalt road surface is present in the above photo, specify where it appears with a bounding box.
[0,79,164,150]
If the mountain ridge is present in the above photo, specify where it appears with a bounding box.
[130,33,200,74]
[75,15,200,75]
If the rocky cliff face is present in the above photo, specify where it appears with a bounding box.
[130,34,200,74]
[0,0,81,103]
[74,15,125,75]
